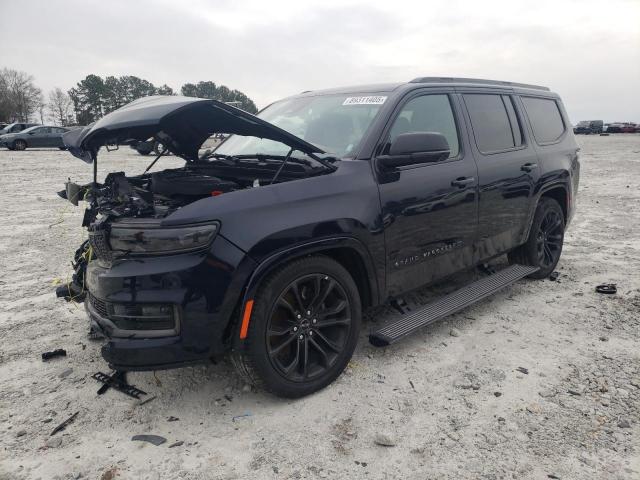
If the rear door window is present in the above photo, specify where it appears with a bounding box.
[521,96,565,144]
[464,94,521,153]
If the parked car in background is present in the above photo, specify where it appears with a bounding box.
[0,123,8,130]
[0,122,40,136]
[573,120,603,134]
[605,122,638,133]
[0,125,70,150]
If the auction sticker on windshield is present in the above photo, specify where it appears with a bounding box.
[342,96,387,106]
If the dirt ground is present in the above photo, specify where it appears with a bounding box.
[0,135,638,480]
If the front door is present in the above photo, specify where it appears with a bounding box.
[375,92,479,297]
[28,127,48,147]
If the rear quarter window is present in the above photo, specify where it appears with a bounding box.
[521,97,566,144]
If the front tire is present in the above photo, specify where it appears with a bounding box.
[13,140,27,151]
[508,197,565,279]
[232,256,361,398]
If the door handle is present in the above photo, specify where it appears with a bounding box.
[451,177,475,188]
[521,163,538,172]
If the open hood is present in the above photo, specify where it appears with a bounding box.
[63,95,324,163]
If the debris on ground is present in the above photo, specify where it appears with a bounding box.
[131,434,167,446]
[449,328,461,337]
[516,367,529,375]
[100,467,118,480]
[617,419,631,428]
[549,271,560,281]
[93,371,147,399]
[41,349,67,361]
[595,284,617,294]
[232,412,253,422]
[374,432,397,447]
[50,411,79,436]
[138,395,157,406]
[168,441,184,448]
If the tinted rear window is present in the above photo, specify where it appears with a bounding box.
[464,94,518,153]
[521,97,565,144]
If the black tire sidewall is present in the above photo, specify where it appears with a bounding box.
[244,256,361,397]
[14,140,26,151]
[522,197,565,278]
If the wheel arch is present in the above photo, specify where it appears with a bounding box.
[540,185,568,222]
[227,237,379,348]
[521,182,569,243]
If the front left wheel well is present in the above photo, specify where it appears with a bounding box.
[226,245,376,347]
[321,247,374,309]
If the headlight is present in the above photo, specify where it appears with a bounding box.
[109,223,219,254]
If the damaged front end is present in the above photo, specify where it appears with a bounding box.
[56,95,336,369]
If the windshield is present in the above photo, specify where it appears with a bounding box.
[214,93,387,158]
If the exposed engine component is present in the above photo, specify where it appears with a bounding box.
[150,169,238,198]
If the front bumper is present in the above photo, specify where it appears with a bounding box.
[84,234,255,371]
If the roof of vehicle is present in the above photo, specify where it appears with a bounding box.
[296,77,555,98]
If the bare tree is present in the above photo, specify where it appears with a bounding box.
[48,87,73,126]
[0,68,42,122]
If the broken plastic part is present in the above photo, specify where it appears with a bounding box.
[92,371,147,399]
[42,349,67,361]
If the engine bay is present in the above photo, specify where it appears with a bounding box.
[60,155,331,222]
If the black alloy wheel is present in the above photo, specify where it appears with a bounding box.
[535,208,563,270]
[232,256,361,398]
[14,139,27,151]
[267,273,352,382]
[508,197,565,279]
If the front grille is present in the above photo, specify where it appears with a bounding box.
[88,293,108,318]
[89,229,112,263]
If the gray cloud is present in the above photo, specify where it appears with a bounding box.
[0,0,638,122]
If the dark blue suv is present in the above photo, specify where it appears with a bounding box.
[57,77,579,397]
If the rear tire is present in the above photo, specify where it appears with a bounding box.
[508,197,565,279]
[13,140,27,151]
[232,256,361,398]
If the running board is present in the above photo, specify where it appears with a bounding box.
[369,264,539,347]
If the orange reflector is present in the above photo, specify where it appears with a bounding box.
[239,300,254,339]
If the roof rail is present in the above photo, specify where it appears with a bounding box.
[409,77,550,91]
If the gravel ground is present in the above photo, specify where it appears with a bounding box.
[0,135,638,480]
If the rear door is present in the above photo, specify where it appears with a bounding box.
[459,91,540,262]
[49,127,66,147]
[375,91,479,296]
[30,127,50,147]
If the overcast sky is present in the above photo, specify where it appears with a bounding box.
[1,0,638,122]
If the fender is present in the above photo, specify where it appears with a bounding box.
[520,179,570,243]
[231,236,380,348]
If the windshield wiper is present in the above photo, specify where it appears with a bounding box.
[200,151,237,162]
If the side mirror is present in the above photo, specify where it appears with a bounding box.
[378,132,450,169]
